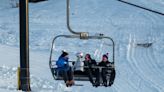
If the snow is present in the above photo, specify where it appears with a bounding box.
[0,0,164,92]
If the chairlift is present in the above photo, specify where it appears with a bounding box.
[49,34,116,84]
[49,0,116,87]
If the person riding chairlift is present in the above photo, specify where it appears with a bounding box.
[73,52,84,74]
[83,54,97,85]
[94,53,113,87]
[56,51,74,87]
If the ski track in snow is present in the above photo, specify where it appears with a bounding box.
[127,36,164,92]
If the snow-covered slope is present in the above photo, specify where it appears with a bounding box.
[0,0,164,92]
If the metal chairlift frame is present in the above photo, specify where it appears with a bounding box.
[49,0,115,81]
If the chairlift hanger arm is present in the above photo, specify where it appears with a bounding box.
[117,0,164,16]
[67,0,83,35]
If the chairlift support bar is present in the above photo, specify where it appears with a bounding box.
[117,0,164,16]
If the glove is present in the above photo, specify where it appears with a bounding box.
[106,63,111,67]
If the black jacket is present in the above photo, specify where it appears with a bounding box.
[83,59,97,68]
[98,61,111,67]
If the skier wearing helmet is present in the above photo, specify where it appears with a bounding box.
[94,53,115,87]
[83,54,97,85]
[56,51,74,87]
[74,52,84,72]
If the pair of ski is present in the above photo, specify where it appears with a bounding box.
[66,84,83,87]
[65,83,83,87]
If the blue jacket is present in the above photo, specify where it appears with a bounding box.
[56,56,69,71]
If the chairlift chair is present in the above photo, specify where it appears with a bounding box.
[49,34,116,83]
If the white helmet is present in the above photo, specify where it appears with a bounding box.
[76,52,83,58]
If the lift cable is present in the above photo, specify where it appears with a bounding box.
[117,0,164,16]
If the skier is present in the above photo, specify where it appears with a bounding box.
[73,52,84,74]
[94,53,114,87]
[83,54,97,85]
[56,51,74,87]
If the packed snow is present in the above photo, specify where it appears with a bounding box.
[0,0,164,92]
